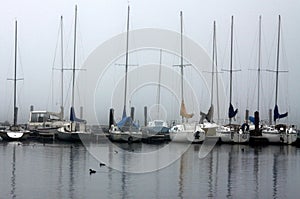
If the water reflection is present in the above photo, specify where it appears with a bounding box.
[1,141,300,198]
[10,144,16,199]
[57,146,63,199]
[68,146,75,199]
[207,149,213,197]
[272,154,279,198]
[227,145,233,198]
[253,147,259,199]
[178,151,186,199]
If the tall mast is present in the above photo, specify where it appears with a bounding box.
[13,20,18,126]
[211,21,216,106]
[214,21,220,121]
[60,16,64,118]
[257,15,262,111]
[157,49,162,118]
[229,16,234,124]
[180,11,184,123]
[274,15,281,125]
[275,15,281,108]
[123,5,130,117]
[71,5,77,108]
[180,11,184,103]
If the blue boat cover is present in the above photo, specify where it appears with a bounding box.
[70,107,85,123]
[274,104,288,121]
[228,103,238,119]
[249,116,255,124]
[117,116,139,129]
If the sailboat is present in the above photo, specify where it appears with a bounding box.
[248,15,265,140]
[108,6,142,143]
[169,11,205,143]
[0,20,30,140]
[56,5,90,141]
[216,16,249,143]
[261,15,297,144]
[142,49,170,142]
[27,16,67,138]
[199,21,219,137]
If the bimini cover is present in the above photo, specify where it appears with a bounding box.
[70,107,86,123]
[274,104,288,121]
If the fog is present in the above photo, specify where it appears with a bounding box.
[0,0,299,127]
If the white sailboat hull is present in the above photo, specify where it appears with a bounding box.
[57,123,91,142]
[169,123,205,143]
[262,125,297,144]
[0,127,30,141]
[109,125,142,143]
[216,125,249,143]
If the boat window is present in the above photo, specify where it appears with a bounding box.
[30,113,46,122]
[30,114,38,122]
[154,121,163,126]
[30,113,49,122]
[49,115,60,121]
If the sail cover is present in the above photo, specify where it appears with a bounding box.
[228,103,238,119]
[274,104,288,121]
[180,100,194,119]
[70,107,86,123]
[117,116,139,131]
[200,105,214,123]
[117,116,132,128]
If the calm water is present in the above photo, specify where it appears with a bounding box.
[1,140,300,199]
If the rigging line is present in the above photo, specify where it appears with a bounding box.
[64,76,72,111]
[64,18,74,73]
[76,76,83,109]
[281,35,290,113]
[214,21,220,122]
[266,27,277,71]
[220,21,230,76]
[77,29,86,71]
[156,49,163,118]
[246,23,259,109]
[17,82,25,123]
[51,21,61,70]
[48,22,61,111]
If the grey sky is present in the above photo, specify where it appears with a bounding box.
[0,0,299,126]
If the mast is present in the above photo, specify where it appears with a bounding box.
[13,20,18,126]
[275,15,281,109]
[180,11,184,123]
[123,5,130,118]
[274,15,281,125]
[214,22,220,121]
[71,5,77,108]
[157,49,162,118]
[257,15,262,112]
[180,11,184,103]
[60,16,64,118]
[229,16,234,125]
[211,21,216,107]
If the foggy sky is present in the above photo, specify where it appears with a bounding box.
[0,0,299,126]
